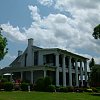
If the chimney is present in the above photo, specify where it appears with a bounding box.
[18,50,22,56]
[28,38,33,47]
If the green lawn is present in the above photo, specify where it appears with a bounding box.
[0,91,99,100]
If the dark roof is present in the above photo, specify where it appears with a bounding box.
[9,45,89,67]
[39,48,89,60]
[9,55,21,66]
[32,46,42,50]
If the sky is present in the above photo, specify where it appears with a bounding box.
[0,0,100,68]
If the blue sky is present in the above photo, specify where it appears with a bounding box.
[0,0,100,68]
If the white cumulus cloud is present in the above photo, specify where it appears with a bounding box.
[38,0,54,7]
[28,5,41,22]
[1,23,27,41]
[1,3,100,64]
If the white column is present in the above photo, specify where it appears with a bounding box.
[21,71,23,81]
[56,53,59,86]
[44,70,46,78]
[80,61,83,86]
[84,60,87,86]
[75,59,79,87]
[68,56,72,86]
[31,71,33,84]
[62,55,66,87]
[38,53,43,65]
[10,73,12,82]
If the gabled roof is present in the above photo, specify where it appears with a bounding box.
[32,46,42,50]
[9,55,21,67]
[9,45,42,67]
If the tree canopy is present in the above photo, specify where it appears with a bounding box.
[90,65,100,87]
[0,27,8,60]
[92,24,100,39]
[89,58,95,70]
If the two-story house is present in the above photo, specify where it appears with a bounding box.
[0,38,88,87]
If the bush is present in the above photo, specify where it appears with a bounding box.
[20,83,29,91]
[34,78,45,91]
[74,87,87,92]
[59,87,68,92]
[44,77,52,87]
[46,85,55,92]
[74,87,79,92]
[14,83,20,91]
[67,86,74,92]
[0,78,8,82]
[34,77,52,92]
[78,88,84,92]
[91,87,98,92]
[96,87,100,92]
[0,82,5,89]
[55,86,60,92]
[0,78,8,90]
[4,82,13,91]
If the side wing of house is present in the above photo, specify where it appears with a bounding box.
[10,38,42,67]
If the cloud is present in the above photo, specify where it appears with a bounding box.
[94,57,100,64]
[54,0,100,11]
[37,0,54,7]
[28,5,41,22]
[1,22,27,41]
[1,4,100,64]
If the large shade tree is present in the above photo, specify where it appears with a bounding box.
[0,27,8,60]
[90,65,100,87]
[92,24,100,39]
[91,25,100,86]
[89,58,95,70]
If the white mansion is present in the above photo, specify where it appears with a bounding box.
[0,38,89,87]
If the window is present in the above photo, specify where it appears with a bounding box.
[34,51,38,65]
[25,53,27,67]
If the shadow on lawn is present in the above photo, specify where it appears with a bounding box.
[91,93,100,96]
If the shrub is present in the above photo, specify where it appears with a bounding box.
[74,87,87,92]
[91,87,98,92]
[0,82,5,89]
[60,87,68,92]
[20,83,29,91]
[44,77,52,87]
[55,86,60,92]
[1,78,8,82]
[34,77,53,92]
[96,87,100,92]
[0,78,8,90]
[74,87,79,92]
[14,83,20,91]
[78,88,84,92]
[67,86,74,92]
[4,82,13,91]
[34,78,45,91]
[46,85,55,92]
[44,77,52,91]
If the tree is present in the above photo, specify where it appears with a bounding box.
[90,65,100,87]
[92,24,100,39]
[0,27,8,60]
[89,58,95,70]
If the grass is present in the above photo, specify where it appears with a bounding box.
[0,91,99,100]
